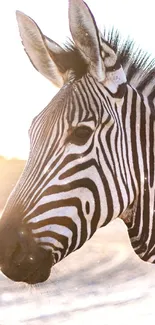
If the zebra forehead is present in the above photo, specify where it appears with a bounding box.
[29,78,104,135]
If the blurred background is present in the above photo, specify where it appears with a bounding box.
[0,156,25,212]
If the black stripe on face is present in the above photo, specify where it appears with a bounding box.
[29,216,78,256]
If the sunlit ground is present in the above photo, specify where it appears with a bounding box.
[0,219,155,325]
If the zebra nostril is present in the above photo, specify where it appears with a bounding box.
[9,228,34,265]
[11,242,25,265]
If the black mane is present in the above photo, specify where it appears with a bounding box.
[63,29,155,100]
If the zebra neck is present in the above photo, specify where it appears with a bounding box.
[118,88,155,263]
[120,199,138,226]
[125,184,155,263]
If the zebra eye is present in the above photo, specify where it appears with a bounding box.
[68,125,93,146]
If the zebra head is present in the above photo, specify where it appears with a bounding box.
[1,0,151,284]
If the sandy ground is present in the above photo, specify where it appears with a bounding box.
[0,219,155,325]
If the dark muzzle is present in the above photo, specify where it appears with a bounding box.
[0,219,53,284]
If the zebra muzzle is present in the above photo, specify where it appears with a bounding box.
[0,220,53,284]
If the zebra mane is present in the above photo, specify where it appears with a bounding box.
[64,29,155,101]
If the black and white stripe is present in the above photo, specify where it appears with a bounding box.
[2,0,155,267]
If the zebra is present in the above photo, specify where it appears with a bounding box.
[0,0,155,284]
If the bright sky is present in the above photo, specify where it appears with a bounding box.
[0,0,155,159]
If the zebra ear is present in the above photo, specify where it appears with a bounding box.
[69,0,127,97]
[16,11,66,88]
[68,0,105,82]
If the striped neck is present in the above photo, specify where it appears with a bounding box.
[121,90,155,263]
